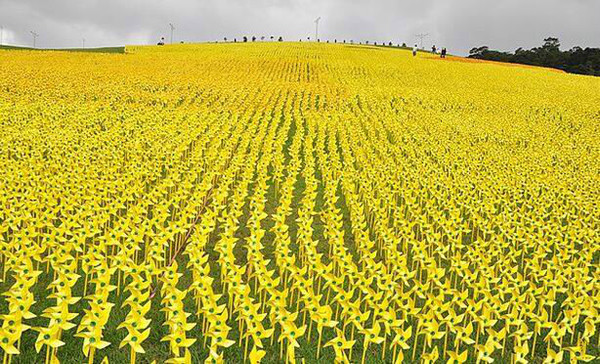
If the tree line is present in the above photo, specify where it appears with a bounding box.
[468,38,600,76]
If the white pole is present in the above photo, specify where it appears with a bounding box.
[169,23,175,44]
[314,17,321,41]
[415,33,429,50]
[1,26,3,46]
[30,31,38,48]
[82,38,85,48]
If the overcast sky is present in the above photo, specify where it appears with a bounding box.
[1,0,599,55]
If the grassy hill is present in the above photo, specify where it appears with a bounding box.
[0,44,125,53]
[0,43,598,364]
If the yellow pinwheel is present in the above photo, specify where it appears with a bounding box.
[249,344,266,364]
[119,327,150,363]
[359,322,385,364]
[543,347,564,364]
[0,327,20,355]
[325,328,355,364]
[447,348,468,364]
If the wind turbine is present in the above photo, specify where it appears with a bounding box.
[415,33,429,49]
[1,26,4,46]
[82,38,86,48]
[169,23,175,44]
[30,31,39,48]
[314,17,321,41]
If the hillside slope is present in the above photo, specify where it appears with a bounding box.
[0,43,598,363]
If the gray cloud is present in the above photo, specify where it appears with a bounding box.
[1,0,598,55]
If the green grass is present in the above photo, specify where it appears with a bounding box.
[0,45,125,54]
[0,45,33,51]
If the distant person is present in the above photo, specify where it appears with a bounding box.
[441,47,447,58]
[157,37,165,46]
[432,45,437,54]
[413,44,418,56]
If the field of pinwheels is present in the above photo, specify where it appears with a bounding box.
[0,43,598,364]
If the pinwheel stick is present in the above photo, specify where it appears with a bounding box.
[412,333,420,361]
[349,326,354,359]
[316,329,323,358]
[361,341,368,364]
[279,337,284,359]
[88,348,94,364]
[244,335,249,362]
